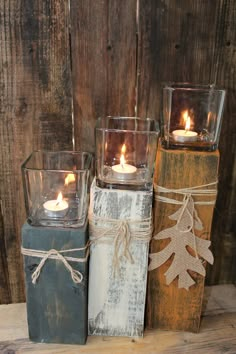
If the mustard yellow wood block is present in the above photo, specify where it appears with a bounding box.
[146,146,219,332]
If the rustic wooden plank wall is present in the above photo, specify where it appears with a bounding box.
[209,0,236,284]
[0,0,235,303]
[137,0,221,119]
[70,0,137,152]
[0,0,73,303]
[137,0,236,285]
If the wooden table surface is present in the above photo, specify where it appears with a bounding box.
[0,285,236,354]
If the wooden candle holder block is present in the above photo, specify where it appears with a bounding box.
[147,146,219,333]
[88,179,153,337]
[21,222,88,344]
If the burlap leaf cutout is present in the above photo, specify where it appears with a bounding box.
[149,194,214,290]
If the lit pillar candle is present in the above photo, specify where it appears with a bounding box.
[43,192,68,217]
[172,112,198,143]
[112,144,137,180]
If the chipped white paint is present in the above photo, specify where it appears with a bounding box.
[88,179,153,337]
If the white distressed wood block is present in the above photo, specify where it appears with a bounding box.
[88,179,153,337]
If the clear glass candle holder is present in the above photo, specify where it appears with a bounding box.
[22,151,93,227]
[95,116,159,190]
[161,83,226,151]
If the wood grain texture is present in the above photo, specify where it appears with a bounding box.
[137,0,220,119]
[147,147,219,332]
[136,0,236,285]
[88,180,152,337]
[207,0,236,285]
[0,285,235,353]
[0,0,235,307]
[70,0,137,152]
[0,0,72,303]
[22,222,88,345]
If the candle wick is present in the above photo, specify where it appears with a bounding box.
[55,201,60,206]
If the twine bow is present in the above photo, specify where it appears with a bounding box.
[21,246,89,284]
[89,213,152,276]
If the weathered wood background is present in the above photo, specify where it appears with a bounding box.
[0,0,235,303]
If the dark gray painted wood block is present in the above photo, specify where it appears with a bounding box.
[21,221,88,345]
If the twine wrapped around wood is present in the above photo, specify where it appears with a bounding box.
[89,213,152,276]
[21,245,89,284]
[149,182,217,290]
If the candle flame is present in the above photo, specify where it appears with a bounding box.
[183,110,189,122]
[121,144,126,154]
[120,154,125,168]
[185,116,191,131]
[64,173,76,186]
[57,192,63,203]
[120,144,127,168]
